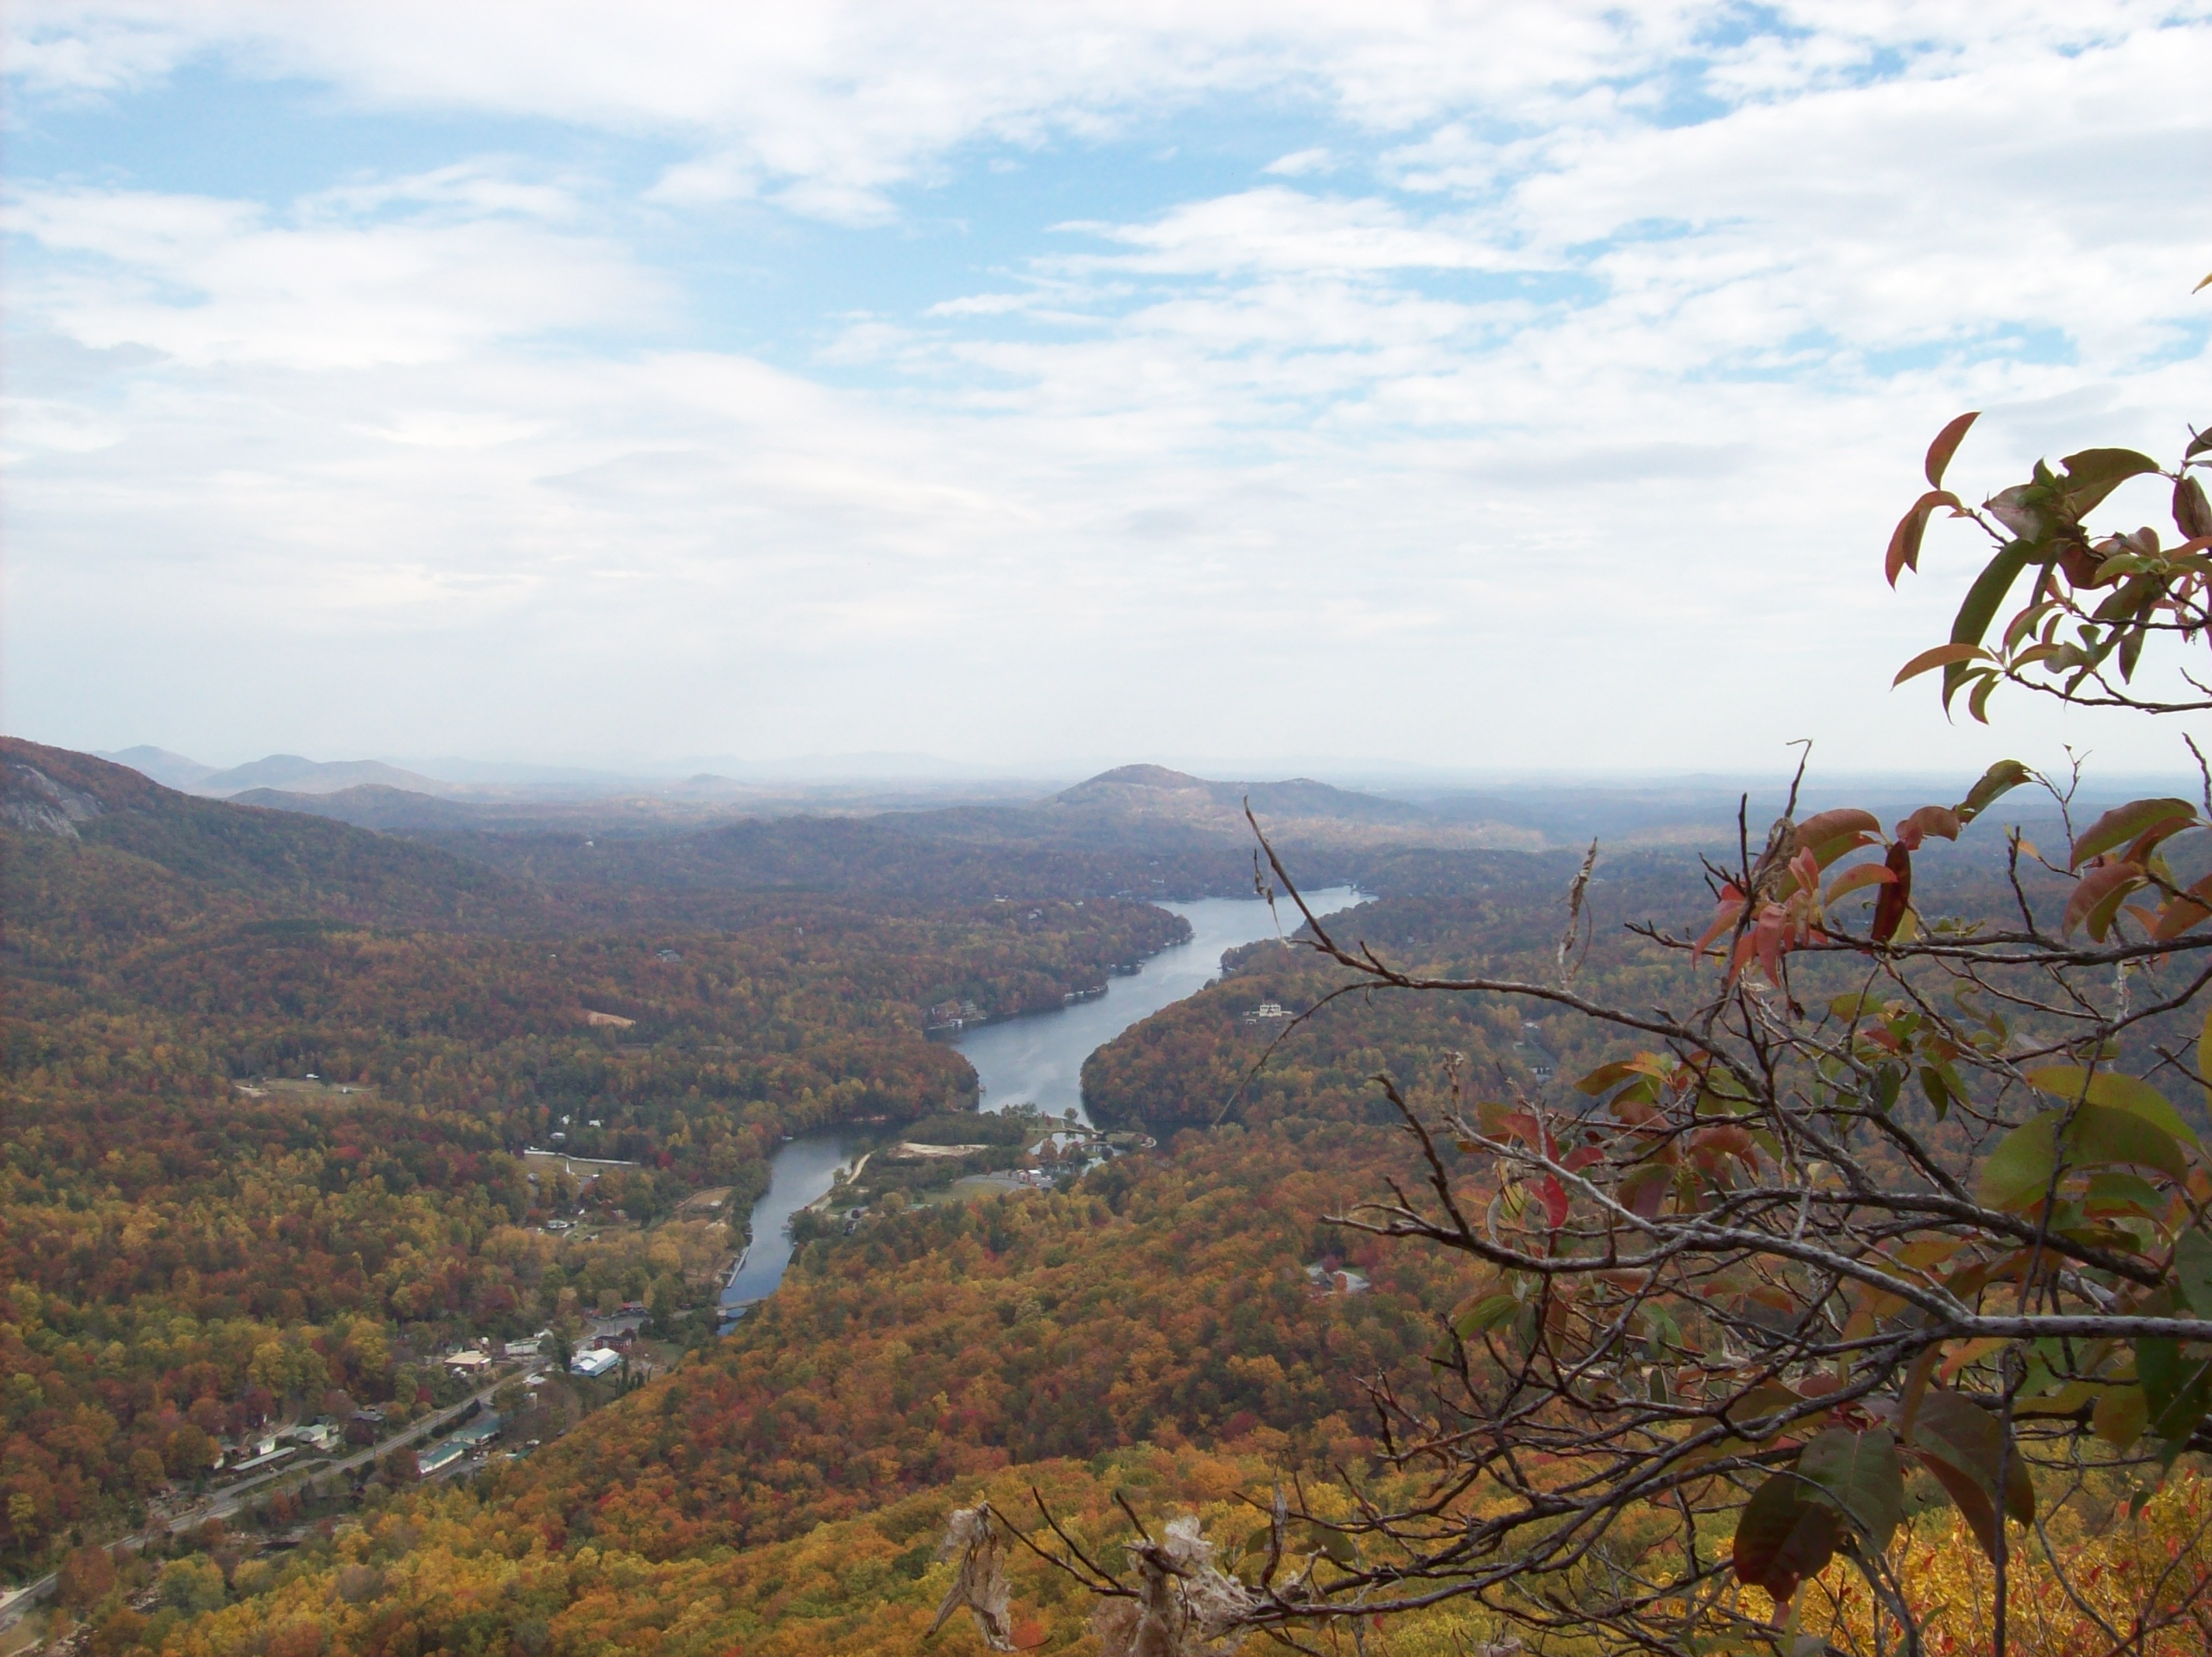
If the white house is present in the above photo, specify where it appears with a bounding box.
[569,1347,621,1378]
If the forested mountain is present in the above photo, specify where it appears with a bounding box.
[1,743,1193,1569]
[3,739,537,943]
[19,731,2186,1657]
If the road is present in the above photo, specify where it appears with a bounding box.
[0,1374,515,1628]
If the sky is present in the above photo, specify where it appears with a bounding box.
[5,1,2211,781]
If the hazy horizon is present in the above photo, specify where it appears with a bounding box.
[74,737,2201,799]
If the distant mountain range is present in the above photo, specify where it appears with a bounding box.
[98,747,457,798]
[1049,763,1436,831]
[217,759,1530,853]
[5,738,538,934]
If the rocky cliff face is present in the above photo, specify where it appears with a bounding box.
[1,758,106,838]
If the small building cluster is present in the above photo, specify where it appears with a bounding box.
[1304,1263,1371,1296]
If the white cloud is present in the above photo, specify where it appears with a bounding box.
[1264,147,1335,176]
[5,174,663,369]
[6,2,2212,773]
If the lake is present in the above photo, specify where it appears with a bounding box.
[718,886,1361,1320]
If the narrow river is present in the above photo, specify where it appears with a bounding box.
[956,887,1359,1126]
[718,886,1360,1321]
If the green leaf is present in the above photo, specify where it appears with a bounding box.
[2022,1067,2200,1147]
[1955,759,2033,823]
[1977,1113,2059,1210]
[1977,1105,2183,1209]
[1797,1426,1904,1553]
[1453,1294,1520,1338]
[2082,1170,2166,1219]
[2058,448,2162,516]
[1299,1523,1356,1565]
[2071,798,2200,868]
[1945,543,2033,710]
[1918,1065,1957,1121]
[1733,1473,1839,1605]
[2094,1383,2148,1450]
[2174,1228,2212,1316]
[2066,1103,2186,1181]
[2136,1337,2212,1449]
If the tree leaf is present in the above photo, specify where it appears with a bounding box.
[1797,1426,1903,1553]
[2175,476,2212,543]
[1944,543,2033,709]
[2094,1383,2148,1450]
[2136,1336,2212,1448]
[1824,862,1896,905]
[2151,873,2212,940]
[2058,448,2161,516]
[1887,490,1961,585]
[1908,1391,2030,1560]
[2064,1102,2186,1181]
[1977,1106,2180,1211]
[1894,641,1989,687]
[2022,1067,2200,1147]
[1733,1473,1839,1605]
[1955,759,2033,823]
[1794,808,1882,870]
[2172,1228,2212,1316]
[2071,798,2199,868]
[1869,844,1913,943]
[1915,1450,2001,1562]
[1925,412,1980,490]
[2064,861,2145,940]
[1454,1294,1521,1337]
[1977,1113,2058,1210]
[1902,805,1963,842]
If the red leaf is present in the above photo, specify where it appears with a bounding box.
[1925,412,1980,490]
[2064,862,2145,940]
[2071,797,2199,869]
[2153,873,2212,940]
[1870,844,1912,942]
[1886,490,1962,586]
[1619,1163,1672,1219]
[1902,805,1962,843]
[1734,1473,1839,1605]
[1536,1175,1570,1231]
[1694,888,1747,960]
[1893,641,1988,687]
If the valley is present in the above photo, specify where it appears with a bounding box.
[10,736,2211,1656]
